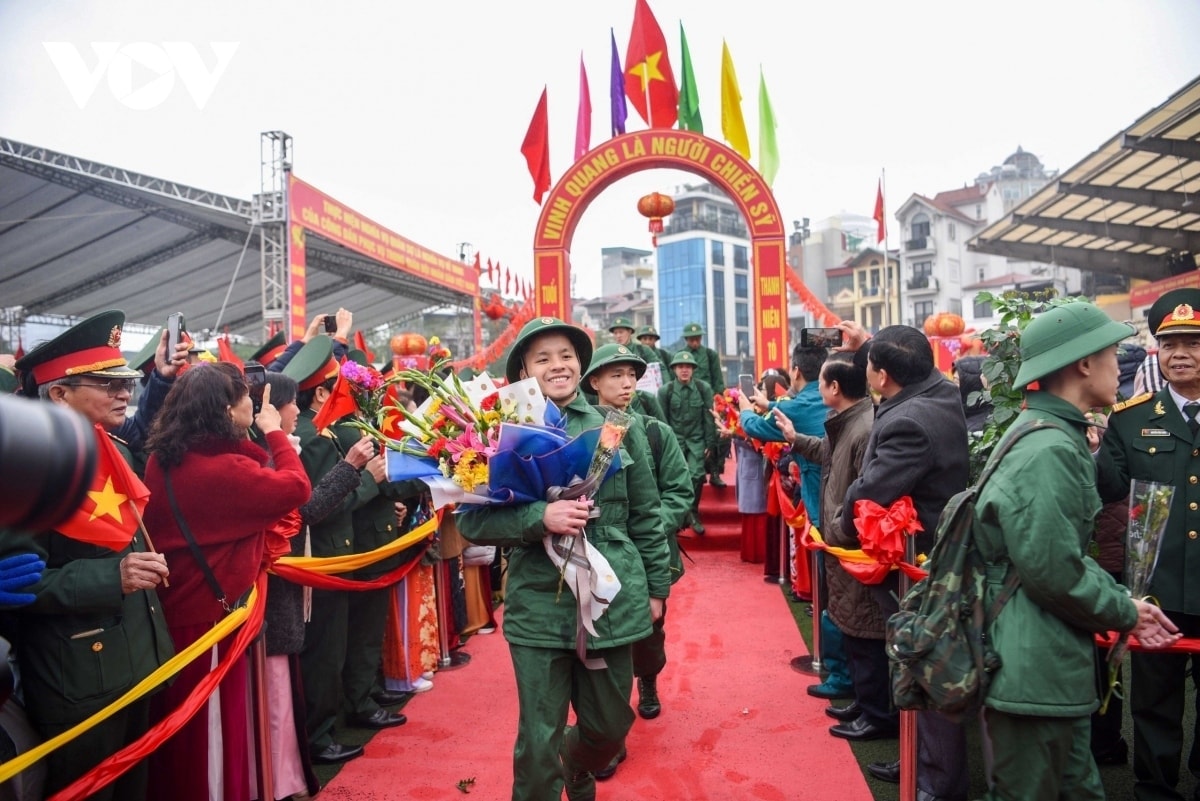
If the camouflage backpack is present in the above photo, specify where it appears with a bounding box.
[886,419,1059,719]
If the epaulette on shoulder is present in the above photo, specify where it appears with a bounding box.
[1111,393,1153,413]
[107,432,130,446]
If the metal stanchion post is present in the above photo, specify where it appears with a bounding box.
[899,538,918,801]
[790,522,823,675]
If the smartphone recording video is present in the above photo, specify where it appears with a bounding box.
[800,327,843,348]
[323,314,337,334]
[738,373,755,399]
[167,312,187,354]
[244,362,267,415]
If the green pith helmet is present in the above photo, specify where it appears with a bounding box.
[582,343,647,383]
[15,309,142,386]
[636,325,660,341]
[1014,302,1135,388]
[130,326,165,373]
[608,316,636,333]
[670,350,698,368]
[282,335,339,391]
[682,322,704,338]
[505,316,594,384]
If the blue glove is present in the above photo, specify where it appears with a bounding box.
[0,552,45,607]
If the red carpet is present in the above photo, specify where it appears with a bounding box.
[320,465,871,800]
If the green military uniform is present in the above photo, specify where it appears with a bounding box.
[7,310,174,800]
[582,344,692,736]
[609,317,660,367]
[636,325,673,368]
[659,350,717,532]
[682,322,727,483]
[1095,288,1200,800]
[457,319,669,801]
[330,419,419,721]
[285,337,402,754]
[631,388,665,423]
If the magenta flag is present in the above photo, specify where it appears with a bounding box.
[575,54,592,161]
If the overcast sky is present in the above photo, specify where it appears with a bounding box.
[2,0,1198,304]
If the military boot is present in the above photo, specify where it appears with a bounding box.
[637,675,661,719]
[564,769,596,801]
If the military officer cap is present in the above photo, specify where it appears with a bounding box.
[670,350,699,368]
[130,326,164,375]
[608,317,636,333]
[282,335,340,391]
[505,316,593,384]
[682,322,705,337]
[250,331,288,366]
[582,343,647,383]
[636,325,661,341]
[1014,302,1135,388]
[1148,288,1200,338]
[15,309,142,389]
[345,348,369,367]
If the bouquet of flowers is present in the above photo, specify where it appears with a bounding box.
[712,388,744,438]
[1099,479,1174,713]
[312,358,391,436]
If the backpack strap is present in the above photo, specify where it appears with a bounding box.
[974,418,1067,619]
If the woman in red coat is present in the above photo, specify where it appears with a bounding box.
[142,362,311,801]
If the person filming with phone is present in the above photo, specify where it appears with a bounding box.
[141,362,311,801]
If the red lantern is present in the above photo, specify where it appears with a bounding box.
[483,292,510,321]
[637,192,675,246]
[390,332,427,356]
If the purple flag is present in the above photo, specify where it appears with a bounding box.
[609,28,627,136]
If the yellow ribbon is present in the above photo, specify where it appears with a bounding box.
[271,513,437,575]
[0,586,259,783]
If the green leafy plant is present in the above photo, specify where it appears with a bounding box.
[967,289,1083,481]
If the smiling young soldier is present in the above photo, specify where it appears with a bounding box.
[456,318,670,801]
[581,344,693,781]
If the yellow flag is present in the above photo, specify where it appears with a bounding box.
[720,40,750,160]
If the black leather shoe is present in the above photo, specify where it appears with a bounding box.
[866,759,900,783]
[824,701,861,722]
[709,475,727,488]
[593,747,626,781]
[371,689,410,706]
[350,708,407,729]
[311,742,364,764]
[828,716,898,742]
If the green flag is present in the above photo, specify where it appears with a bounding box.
[677,23,703,133]
[758,67,779,186]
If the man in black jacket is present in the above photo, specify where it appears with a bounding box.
[839,324,971,801]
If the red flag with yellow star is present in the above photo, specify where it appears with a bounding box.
[624,0,677,129]
[57,425,149,551]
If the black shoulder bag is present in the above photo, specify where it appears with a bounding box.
[164,469,231,613]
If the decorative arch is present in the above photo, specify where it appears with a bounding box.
[533,130,833,376]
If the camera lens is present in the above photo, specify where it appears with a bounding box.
[0,395,98,532]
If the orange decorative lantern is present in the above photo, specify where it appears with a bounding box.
[483,292,510,321]
[390,332,427,356]
[923,312,965,338]
[637,192,675,246]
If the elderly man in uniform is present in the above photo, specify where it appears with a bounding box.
[1097,288,1200,801]
[5,310,182,800]
[681,322,727,486]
